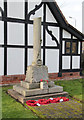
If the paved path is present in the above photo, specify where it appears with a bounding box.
[28,100,83,119]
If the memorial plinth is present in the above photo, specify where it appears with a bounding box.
[8,17,68,104]
[25,65,48,83]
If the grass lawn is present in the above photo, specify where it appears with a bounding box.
[55,78,83,101]
[1,86,38,119]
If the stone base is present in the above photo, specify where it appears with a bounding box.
[8,89,68,104]
[25,65,48,83]
[13,84,63,97]
[21,81,40,89]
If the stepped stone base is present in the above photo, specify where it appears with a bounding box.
[13,85,63,97]
[21,81,40,89]
[8,89,68,104]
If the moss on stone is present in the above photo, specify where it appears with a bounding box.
[26,100,82,118]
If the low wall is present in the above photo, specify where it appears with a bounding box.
[0,72,81,85]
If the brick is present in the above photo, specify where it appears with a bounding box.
[0,72,81,86]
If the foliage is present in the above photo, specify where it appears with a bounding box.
[2,86,38,118]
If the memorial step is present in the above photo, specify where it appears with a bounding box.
[13,84,63,97]
[8,89,68,104]
[21,81,40,89]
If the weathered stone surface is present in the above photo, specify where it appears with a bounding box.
[48,81,55,87]
[25,65,48,83]
[13,84,63,97]
[21,81,40,89]
[32,17,42,66]
[13,85,27,96]
[40,82,48,89]
[49,85,63,93]
[13,85,48,96]
[8,89,68,104]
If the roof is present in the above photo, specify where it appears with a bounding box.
[45,0,84,41]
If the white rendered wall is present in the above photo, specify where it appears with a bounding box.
[82,1,84,33]
[0,48,4,75]
[72,56,80,69]
[78,42,80,54]
[1,1,81,75]
[46,26,59,46]
[28,49,33,66]
[28,24,43,46]
[46,5,57,23]
[62,56,70,69]
[0,2,4,75]
[28,0,43,21]
[7,1,24,19]
[0,0,4,16]
[7,48,24,75]
[62,41,65,54]
[28,49,43,66]
[7,23,24,45]
[73,36,77,39]
[0,21,4,44]
[63,30,71,38]
[45,49,59,73]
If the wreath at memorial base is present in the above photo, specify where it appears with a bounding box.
[26,97,69,107]
[26,100,37,106]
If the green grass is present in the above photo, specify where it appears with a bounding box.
[55,78,83,101]
[1,86,38,119]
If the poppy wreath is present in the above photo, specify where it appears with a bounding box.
[48,98,60,103]
[37,99,50,105]
[26,100,36,106]
[26,97,69,107]
[61,97,69,102]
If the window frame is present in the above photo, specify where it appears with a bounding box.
[65,41,78,55]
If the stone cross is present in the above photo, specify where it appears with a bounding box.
[32,17,42,66]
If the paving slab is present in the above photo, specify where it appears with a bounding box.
[26,100,83,119]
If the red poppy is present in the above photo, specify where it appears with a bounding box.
[26,97,69,107]
[40,79,43,82]
[26,100,36,106]
[37,99,50,105]
[46,80,48,84]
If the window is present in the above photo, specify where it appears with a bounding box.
[72,42,77,54]
[66,42,70,54]
[65,41,78,54]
